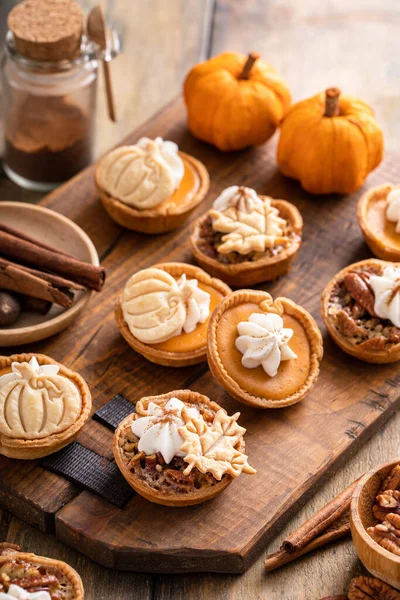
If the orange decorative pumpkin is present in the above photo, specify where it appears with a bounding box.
[277,87,384,195]
[184,51,291,152]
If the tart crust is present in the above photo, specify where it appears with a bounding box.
[0,549,84,599]
[191,197,303,287]
[207,290,323,408]
[358,183,400,262]
[113,389,244,507]
[321,258,400,363]
[0,353,91,459]
[115,262,231,367]
[96,151,210,234]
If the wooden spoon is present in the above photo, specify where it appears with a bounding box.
[87,5,116,122]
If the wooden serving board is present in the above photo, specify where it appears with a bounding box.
[0,97,399,574]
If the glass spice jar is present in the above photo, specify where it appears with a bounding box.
[1,31,100,192]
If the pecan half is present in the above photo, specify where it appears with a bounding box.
[358,336,387,350]
[389,328,400,344]
[10,575,58,590]
[343,272,378,317]
[348,576,400,599]
[373,490,400,521]
[164,469,194,487]
[368,520,400,556]
[382,465,400,492]
[336,310,365,338]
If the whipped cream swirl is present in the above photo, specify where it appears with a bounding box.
[97,136,184,209]
[386,189,400,233]
[235,312,297,377]
[370,266,400,327]
[121,268,211,344]
[0,584,51,599]
[132,398,199,463]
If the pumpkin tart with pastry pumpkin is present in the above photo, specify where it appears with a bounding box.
[207,290,323,408]
[113,389,255,507]
[191,186,303,287]
[95,136,209,234]
[358,184,400,262]
[321,259,400,363]
[0,353,91,459]
[115,262,231,367]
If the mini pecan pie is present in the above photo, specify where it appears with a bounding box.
[115,262,231,367]
[321,259,400,363]
[0,353,91,459]
[95,137,209,234]
[358,183,400,262]
[0,548,84,599]
[207,290,323,408]
[191,186,303,286]
[113,389,255,506]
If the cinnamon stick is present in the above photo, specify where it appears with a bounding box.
[21,296,52,314]
[0,261,73,308]
[264,514,350,572]
[0,224,75,259]
[281,478,360,553]
[0,257,84,292]
[0,227,105,291]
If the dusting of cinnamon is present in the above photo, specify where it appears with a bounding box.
[324,87,341,117]
[238,52,260,80]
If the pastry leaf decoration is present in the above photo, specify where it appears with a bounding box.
[179,409,256,480]
[209,196,288,255]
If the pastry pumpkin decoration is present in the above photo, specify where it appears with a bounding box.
[184,51,291,151]
[277,88,383,195]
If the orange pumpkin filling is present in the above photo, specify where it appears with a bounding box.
[157,156,200,212]
[215,302,311,400]
[364,195,400,251]
[154,281,224,353]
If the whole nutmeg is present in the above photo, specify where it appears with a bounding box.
[0,291,21,326]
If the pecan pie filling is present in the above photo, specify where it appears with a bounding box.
[0,559,69,599]
[327,265,400,349]
[118,402,221,494]
[197,214,298,265]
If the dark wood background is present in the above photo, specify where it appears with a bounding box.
[0,1,400,598]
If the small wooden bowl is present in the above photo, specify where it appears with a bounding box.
[0,202,99,346]
[351,459,400,589]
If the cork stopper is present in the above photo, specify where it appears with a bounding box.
[8,0,84,62]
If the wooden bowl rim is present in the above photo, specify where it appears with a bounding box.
[0,202,99,343]
[351,458,400,564]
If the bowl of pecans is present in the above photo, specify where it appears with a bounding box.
[351,460,400,590]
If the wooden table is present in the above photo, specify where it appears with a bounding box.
[1,1,399,598]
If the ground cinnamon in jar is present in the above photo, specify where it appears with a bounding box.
[2,0,97,190]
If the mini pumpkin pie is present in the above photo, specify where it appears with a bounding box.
[113,389,255,506]
[358,183,400,261]
[207,290,323,408]
[95,136,209,234]
[322,259,400,363]
[0,353,91,459]
[0,547,84,599]
[191,185,303,287]
[115,262,231,367]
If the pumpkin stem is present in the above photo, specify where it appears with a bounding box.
[238,52,260,80]
[324,87,341,117]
